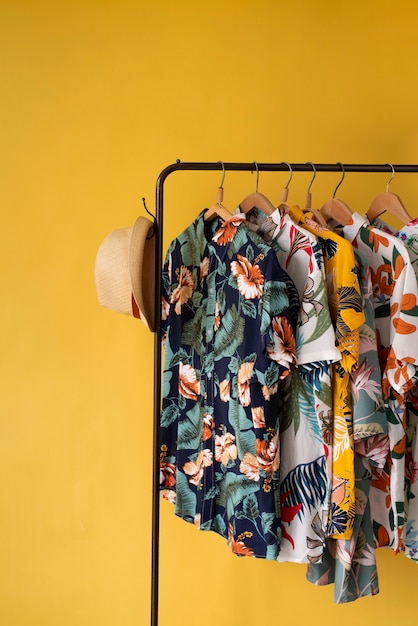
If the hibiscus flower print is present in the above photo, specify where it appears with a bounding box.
[238,360,255,406]
[266,316,296,368]
[170,265,194,314]
[202,413,214,441]
[178,362,200,400]
[251,406,266,429]
[231,255,264,299]
[239,452,260,481]
[212,215,246,245]
[183,449,213,487]
[256,432,280,475]
[239,432,280,481]
[160,444,176,488]
[160,458,176,488]
[219,379,231,402]
[215,432,238,466]
[160,489,176,504]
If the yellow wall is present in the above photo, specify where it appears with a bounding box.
[1,1,418,624]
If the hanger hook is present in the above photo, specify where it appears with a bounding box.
[253,161,260,192]
[280,161,293,189]
[217,161,226,188]
[304,162,316,210]
[333,162,345,198]
[279,162,293,203]
[385,163,395,192]
[306,162,316,194]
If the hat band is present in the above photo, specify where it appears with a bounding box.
[132,293,141,320]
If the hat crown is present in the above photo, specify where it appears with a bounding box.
[94,216,155,331]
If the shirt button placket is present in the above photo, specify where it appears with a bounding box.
[202,255,216,523]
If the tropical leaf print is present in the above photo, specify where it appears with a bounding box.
[319,236,338,260]
[177,404,204,450]
[227,401,256,458]
[262,280,290,319]
[350,358,382,404]
[216,472,260,520]
[161,403,180,428]
[181,307,204,353]
[280,457,328,515]
[303,289,333,345]
[287,225,314,271]
[242,493,260,519]
[175,469,197,521]
[214,305,245,359]
[328,503,349,536]
[336,285,363,340]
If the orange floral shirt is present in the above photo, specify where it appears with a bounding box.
[160,210,297,560]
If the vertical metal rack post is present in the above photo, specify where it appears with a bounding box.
[150,161,418,626]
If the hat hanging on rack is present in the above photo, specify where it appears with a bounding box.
[94,214,156,332]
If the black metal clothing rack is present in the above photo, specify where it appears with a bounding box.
[150,161,418,626]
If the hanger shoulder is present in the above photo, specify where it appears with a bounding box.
[366,191,412,226]
[320,198,353,226]
[204,186,232,222]
[204,203,232,222]
[239,191,275,216]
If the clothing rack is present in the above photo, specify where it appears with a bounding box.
[150,161,418,626]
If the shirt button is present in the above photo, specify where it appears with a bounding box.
[207,372,212,379]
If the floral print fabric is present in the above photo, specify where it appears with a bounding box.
[289,206,365,540]
[307,246,387,603]
[243,205,340,562]
[158,205,418,603]
[337,212,418,553]
[370,216,418,560]
[160,210,297,559]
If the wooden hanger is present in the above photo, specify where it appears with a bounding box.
[204,162,232,222]
[320,163,353,225]
[238,162,275,215]
[366,164,412,225]
[302,162,328,228]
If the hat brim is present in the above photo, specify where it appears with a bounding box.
[129,216,156,332]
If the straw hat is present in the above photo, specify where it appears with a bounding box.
[94,216,156,332]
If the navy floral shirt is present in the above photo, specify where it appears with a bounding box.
[160,210,297,559]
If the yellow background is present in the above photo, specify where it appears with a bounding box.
[1,1,418,624]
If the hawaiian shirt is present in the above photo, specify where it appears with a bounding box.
[370,216,418,560]
[289,206,365,540]
[338,212,418,553]
[242,205,341,562]
[307,452,380,603]
[307,246,387,603]
[160,210,297,560]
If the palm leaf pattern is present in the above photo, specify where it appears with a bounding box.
[280,456,328,517]
[336,285,363,342]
